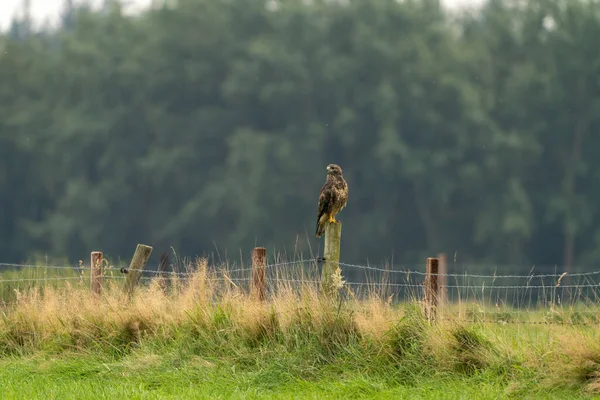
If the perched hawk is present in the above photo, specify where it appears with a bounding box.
[315,164,349,238]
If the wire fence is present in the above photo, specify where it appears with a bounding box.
[1,258,599,325]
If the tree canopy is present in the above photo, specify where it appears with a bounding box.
[2,0,600,275]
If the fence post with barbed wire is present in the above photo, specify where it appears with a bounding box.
[424,257,439,323]
[438,252,448,306]
[122,244,153,298]
[322,221,342,297]
[251,247,267,301]
[90,251,103,298]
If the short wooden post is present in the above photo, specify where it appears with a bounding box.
[437,252,448,305]
[90,251,103,297]
[122,244,153,297]
[425,257,439,322]
[321,221,342,297]
[251,247,267,301]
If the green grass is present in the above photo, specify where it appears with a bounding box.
[0,348,595,399]
[1,258,600,398]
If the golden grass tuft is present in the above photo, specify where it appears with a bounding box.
[1,257,600,394]
[544,329,600,393]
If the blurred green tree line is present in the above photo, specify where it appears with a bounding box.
[1,0,600,273]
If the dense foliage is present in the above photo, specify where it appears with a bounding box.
[2,0,600,272]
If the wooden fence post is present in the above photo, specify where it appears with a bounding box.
[251,247,266,301]
[90,251,103,297]
[425,257,439,322]
[437,252,448,306]
[322,221,342,297]
[122,244,153,297]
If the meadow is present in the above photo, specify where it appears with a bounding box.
[0,258,599,399]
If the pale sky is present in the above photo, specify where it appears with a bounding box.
[1,0,153,30]
[1,0,484,31]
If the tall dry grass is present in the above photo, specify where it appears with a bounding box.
[0,257,599,394]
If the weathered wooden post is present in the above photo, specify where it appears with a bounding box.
[251,247,267,301]
[122,244,153,297]
[437,252,448,306]
[321,221,342,297]
[90,251,103,297]
[424,257,439,322]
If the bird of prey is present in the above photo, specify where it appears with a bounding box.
[315,164,349,238]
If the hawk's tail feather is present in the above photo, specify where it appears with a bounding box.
[316,223,325,238]
[316,214,326,237]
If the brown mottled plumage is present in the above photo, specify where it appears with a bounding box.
[316,164,349,238]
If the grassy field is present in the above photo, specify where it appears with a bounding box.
[0,352,592,399]
[0,258,599,399]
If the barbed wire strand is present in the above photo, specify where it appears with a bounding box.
[337,262,600,279]
[0,262,86,271]
[134,276,599,290]
[440,318,600,326]
[0,276,126,283]
[3,259,600,281]
[106,259,321,277]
